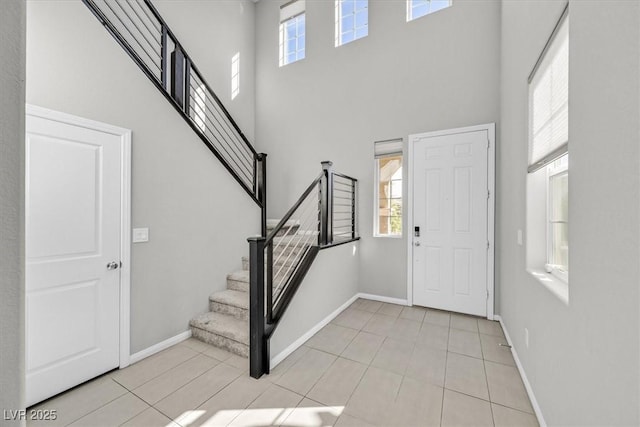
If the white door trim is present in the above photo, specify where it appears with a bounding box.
[26,104,132,368]
[406,123,495,320]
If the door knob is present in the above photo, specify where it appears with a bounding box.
[414,242,421,247]
[107,261,119,270]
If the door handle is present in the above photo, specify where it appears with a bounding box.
[414,242,421,247]
[107,261,119,270]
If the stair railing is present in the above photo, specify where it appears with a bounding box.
[248,161,359,379]
[83,0,267,235]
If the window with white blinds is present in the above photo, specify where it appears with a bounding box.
[528,11,569,173]
[374,138,403,159]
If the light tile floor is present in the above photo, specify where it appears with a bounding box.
[28,299,539,427]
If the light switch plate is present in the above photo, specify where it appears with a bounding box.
[133,227,149,243]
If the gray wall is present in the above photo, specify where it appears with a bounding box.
[0,0,26,421]
[271,241,360,357]
[255,0,501,300]
[26,0,259,353]
[498,1,640,424]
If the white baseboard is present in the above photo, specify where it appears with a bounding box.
[358,293,408,306]
[270,293,360,368]
[494,315,546,427]
[128,330,192,365]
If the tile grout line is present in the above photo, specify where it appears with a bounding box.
[477,321,497,427]
[440,334,450,427]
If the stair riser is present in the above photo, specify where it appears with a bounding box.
[210,301,248,321]
[227,278,249,292]
[191,327,248,358]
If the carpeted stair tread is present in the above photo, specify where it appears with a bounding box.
[227,270,249,284]
[189,312,248,345]
[210,289,248,310]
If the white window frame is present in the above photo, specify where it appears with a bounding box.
[335,0,368,47]
[545,156,568,282]
[406,0,452,22]
[526,5,570,302]
[279,1,306,67]
[373,154,403,238]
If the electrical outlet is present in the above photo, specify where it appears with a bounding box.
[525,328,529,348]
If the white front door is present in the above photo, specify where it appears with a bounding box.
[411,128,490,317]
[26,109,123,406]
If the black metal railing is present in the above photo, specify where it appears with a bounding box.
[248,161,359,379]
[84,0,360,379]
[83,0,267,234]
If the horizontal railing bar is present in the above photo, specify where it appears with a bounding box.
[187,80,254,161]
[266,177,322,245]
[122,0,161,43]
[113,0,161,54]
[83,0,262,207]
[276,220,318,285]
[138,0,162,31]
[333,196,353,201]
[188,81,254,164]
[186,111,254,184]
[274,228,319,302]
[187,97,254,178]
[333,188,352,194]
[272,200,318,269]
[189,73,254,154]
[319,237,360,250]
[333,180,353,187]
[103,1,161,66]
[188,60,257,157]
[333,172,358,182]
[333,203,353,207]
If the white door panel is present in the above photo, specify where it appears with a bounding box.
[26,113,121,406]
[412,130,488,316]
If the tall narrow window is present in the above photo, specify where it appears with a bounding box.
[407,0,451,21]
[335,0,368,47]
[374,139,403,237]
[279,0,306,67]
[526,7,569,287]
[231,52,240,100]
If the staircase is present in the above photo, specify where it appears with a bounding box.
[189,222,304,358]
[82,0,359,378]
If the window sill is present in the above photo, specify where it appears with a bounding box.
[373,234,403,239]
[527,269,569,305]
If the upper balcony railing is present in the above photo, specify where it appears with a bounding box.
[83,0,267,232]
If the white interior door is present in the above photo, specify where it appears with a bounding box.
[411,129,490,317]
[26,110,122,406]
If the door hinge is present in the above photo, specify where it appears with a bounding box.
[487,139,490,148]
[487,241,490,250]
[487,290,489,300]
[487,189,490,199]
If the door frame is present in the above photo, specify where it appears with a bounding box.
[406,123,495,320]
[26,104,132,368]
